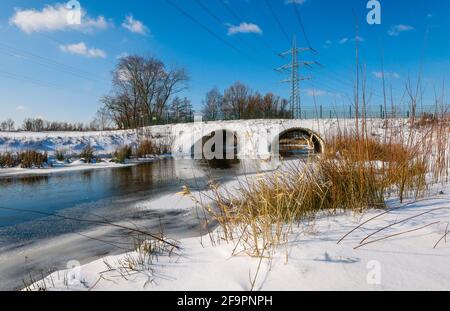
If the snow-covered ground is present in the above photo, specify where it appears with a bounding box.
[6,118,449,291]
[0,129,139,156]
[0,160,131,178]
[0,157,171,178]
[26,180,450,291]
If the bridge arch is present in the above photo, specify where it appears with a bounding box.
[190,129,238,160]
[271,127,325,156]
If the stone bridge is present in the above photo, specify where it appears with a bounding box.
[143,119,326,159]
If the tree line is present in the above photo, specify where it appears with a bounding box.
[202,82,291,121]
[0,117,112,132]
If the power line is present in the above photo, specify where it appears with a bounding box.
[263,0,291,44]
[166,0,280,74]
[287,4,390,101]
[276,36,316,119]
[218,0,280,57]
[0,69,102,98]
[292,4,312,49]
[165,0,248,57]
[0,41,109,84]
[0,70,61,89]
[192,0,266,58]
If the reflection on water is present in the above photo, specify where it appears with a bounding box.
[0,158,282,248]
[0,159,250,228]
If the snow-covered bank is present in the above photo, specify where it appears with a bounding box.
[0,129,138,156]
[0,157,169,178]
[0,161,130,178]
[28,184,450,291]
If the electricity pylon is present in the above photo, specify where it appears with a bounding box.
[276,36,316,119]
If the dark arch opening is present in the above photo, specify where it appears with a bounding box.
[272,128,323,157]
[190,129,239,168]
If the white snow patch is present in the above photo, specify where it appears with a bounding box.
[27,185,450,291]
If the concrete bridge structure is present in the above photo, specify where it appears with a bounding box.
[142,119,326,159]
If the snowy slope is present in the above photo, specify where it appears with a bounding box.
[0,129,138,156]
[27,183,450,291]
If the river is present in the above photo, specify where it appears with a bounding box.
[0,159,276,290]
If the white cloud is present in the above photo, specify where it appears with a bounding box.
[323,40,332,48]
[388,24,414,36]
[9,4,108,34]
[373,71,400,79]
[338,36,363,44]
[285,0,307,4]
[122,15,149,35]
[16,105,27,111]
[59,42,107,58]
[227,22,262,36]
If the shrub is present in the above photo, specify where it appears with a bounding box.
[0,152,19,168]
[414,113,439,127]
[113,145,133,163]
[79,144,95,163]
[19,150,48,168]
[55,149,66,162]
[136,140,155,158]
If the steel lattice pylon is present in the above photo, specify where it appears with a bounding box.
[276,36,316,120]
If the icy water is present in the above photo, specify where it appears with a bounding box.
[0,159,274,290]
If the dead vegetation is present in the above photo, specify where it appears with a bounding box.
[190,110,450,259]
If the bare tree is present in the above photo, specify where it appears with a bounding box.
[223,82,250,120]
[202,82,291,120]
[202,87,223,121]
[0,119,15,131]
[169,97,193,123]
[104,55,189,129]
[90,107,113,130]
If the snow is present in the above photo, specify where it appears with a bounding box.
[0,129,138,156]
[26,181,450,291]
[8,118,449,291]
[0,161,133,178]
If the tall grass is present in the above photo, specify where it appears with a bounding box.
[0,150,49,168]
[79,144,96,163]
[19,150,48,168]
[113,145,133,163]
[136,139,156,158]
[193,111,449,257]
[0,152,19,168]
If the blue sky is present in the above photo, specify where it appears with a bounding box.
[0,0,449,124]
